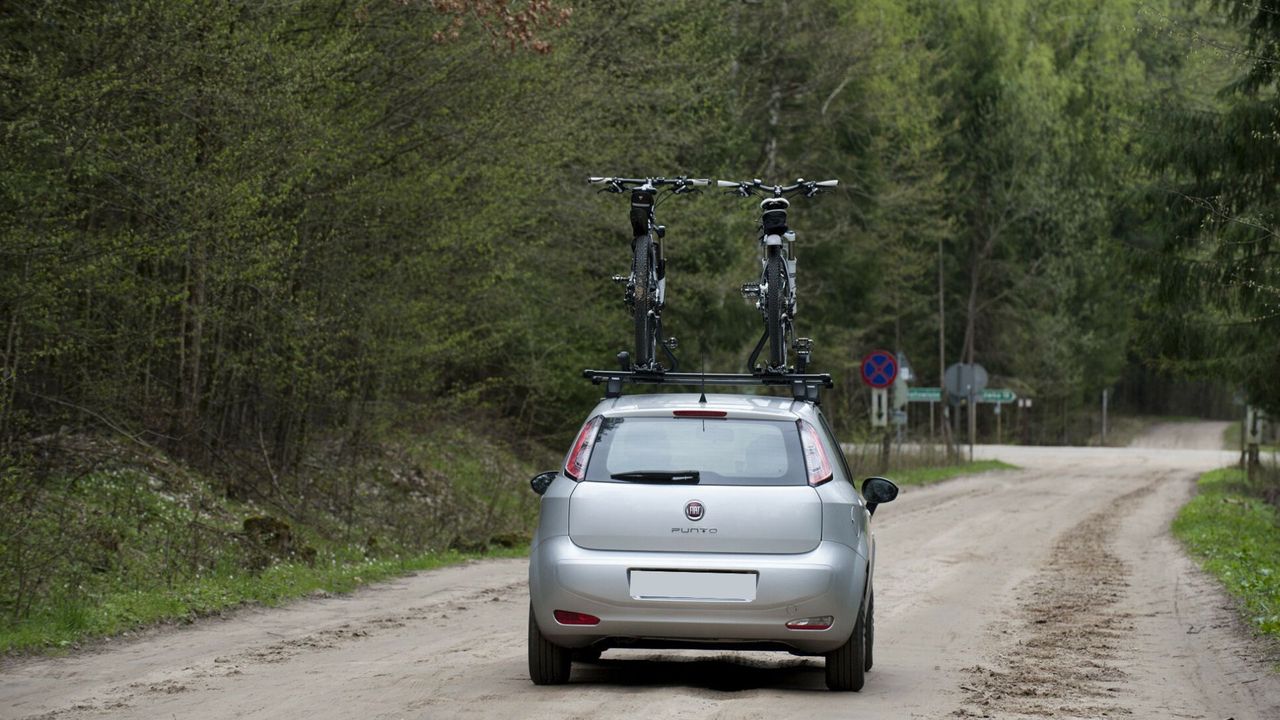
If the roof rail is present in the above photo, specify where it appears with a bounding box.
[582,369,833,403]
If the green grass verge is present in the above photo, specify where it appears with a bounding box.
[888,459,1018,487]
[0,545,527,655]
[1173,467,1280,638]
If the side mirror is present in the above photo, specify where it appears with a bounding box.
[530,471,558,496]
[861,476,899,516]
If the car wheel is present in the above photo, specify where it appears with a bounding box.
[528,605,571,685]
[825,600,866,691]
[864,589,874,672]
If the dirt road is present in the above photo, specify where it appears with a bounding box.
[5,427,1278,719]
[1127,419,1233,450]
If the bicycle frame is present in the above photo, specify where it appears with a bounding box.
[589,176,708,372]
[720,178,838,374]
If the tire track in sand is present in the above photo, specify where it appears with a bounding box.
[954,482,1156,718]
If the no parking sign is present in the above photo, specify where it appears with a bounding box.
[860,349,898,388]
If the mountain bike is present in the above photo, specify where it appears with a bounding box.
[589,176,709,371]
[718,177,839,374]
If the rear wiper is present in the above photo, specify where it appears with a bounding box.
[610,471,701,484]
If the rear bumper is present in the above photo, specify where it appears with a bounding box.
[528,536,867,654]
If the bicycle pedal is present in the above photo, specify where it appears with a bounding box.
[664,337,679,350]
[740,283,760,298]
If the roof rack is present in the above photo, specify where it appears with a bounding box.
[582,369,833,403]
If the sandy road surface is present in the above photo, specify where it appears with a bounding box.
[5,425,1278,719]
[1128,419,1233,450]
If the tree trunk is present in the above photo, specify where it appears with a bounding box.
[183,233,206,442]
[963,235,981,459]
[938,235,956,458]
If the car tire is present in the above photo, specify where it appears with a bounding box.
[864,589,874,672]
[825,600,866,691]
[528,605,571,685]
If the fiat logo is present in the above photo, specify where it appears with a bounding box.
[685,500,704,522]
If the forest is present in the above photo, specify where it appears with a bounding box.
[1,0,1278,644]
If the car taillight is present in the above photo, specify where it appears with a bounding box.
[786,615,833,630]
[673,409,727,418]
[564,415,602,480]
[554,610,600,625]
[798,420,833,486]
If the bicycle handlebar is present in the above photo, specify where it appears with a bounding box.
[589,176,711,194]
[717,177,840,198]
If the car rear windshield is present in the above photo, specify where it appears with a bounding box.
[583,417,807,486]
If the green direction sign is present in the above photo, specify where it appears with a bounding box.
[907,387,1017,403]
[980,388,1017,403]
[907,387,941,402]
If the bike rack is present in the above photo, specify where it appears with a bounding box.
[582,369,833,404]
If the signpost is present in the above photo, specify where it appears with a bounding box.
[1017,397,1033,445]
[893,353,911,443]
[908,387,942,402]
[979,388,1016,403]
[1245,405,1268,478]
[943,363,988,399]
[861,349,898,430]
[1101,388,1110,445]
[907,387,1016,404]
[943,364,988,459]
[869,386,889,428]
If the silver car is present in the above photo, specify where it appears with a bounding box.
[526,392,898,691]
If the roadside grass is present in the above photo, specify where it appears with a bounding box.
[840,437,1018,488]
[888,459,1018,487]
[1173,467,1280,639]
[1,427,542,657]
[0,544,528,654]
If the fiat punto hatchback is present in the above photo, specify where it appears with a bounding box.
[526,392,898,691]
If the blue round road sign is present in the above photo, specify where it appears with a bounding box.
[860,349,898,388]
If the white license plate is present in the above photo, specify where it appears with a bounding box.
[629,570,757,602]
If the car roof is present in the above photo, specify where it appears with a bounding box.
[594,392,817,421]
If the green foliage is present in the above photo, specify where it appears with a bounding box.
[1173,467,1280,638]
[0,427,539,651]
[929,0,1161,411]
[0,0,1268,643]
[1137,1,1280,415]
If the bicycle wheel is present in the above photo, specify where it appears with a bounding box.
[631,233,657,368]
[765,252,788,370]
